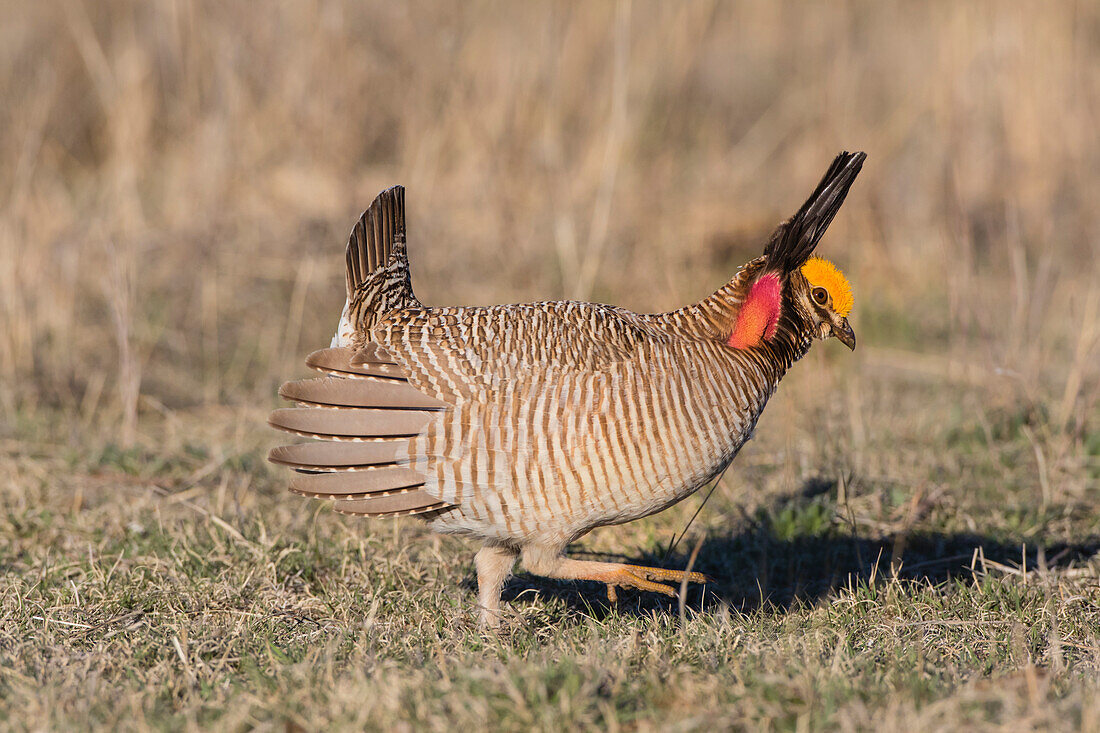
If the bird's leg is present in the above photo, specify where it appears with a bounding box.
[522,546,708,603]
[475,544,519,630]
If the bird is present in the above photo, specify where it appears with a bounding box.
[269,151,865,628]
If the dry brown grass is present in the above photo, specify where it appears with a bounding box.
[2,1,1100,730]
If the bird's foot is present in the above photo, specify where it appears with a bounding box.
[603,564,710,603]
[478,604,502,631]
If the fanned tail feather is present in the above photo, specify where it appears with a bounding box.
[345,186,408,295]
[334,187,420,344]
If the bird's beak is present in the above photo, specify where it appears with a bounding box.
[834,318,856,351]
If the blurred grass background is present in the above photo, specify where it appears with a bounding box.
[3,1,1097,424]
[2,1,1100,729]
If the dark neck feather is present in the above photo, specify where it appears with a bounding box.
[756,299,815,383]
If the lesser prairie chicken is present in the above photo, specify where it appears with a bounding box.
[269,151,865,627]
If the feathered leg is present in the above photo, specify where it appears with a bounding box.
[475,544,519,629]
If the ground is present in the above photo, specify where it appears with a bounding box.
[4,348,1099,729]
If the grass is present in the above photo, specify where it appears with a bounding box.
[3,370,1098,730]
[3,1,1100,730]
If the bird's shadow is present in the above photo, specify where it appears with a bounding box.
[467,479,1100,622]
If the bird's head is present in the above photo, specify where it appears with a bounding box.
[727,151,864,352]
[790,256,856,350]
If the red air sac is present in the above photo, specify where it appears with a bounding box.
[728,274,782,349]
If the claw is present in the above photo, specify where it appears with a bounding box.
[602,565,706,602]
[624,564,710,585]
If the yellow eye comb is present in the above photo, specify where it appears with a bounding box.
[800,257,853,317]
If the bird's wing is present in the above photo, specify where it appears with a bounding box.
[267,345,453,517]
[270,303,654,519]
[369,302,654,509]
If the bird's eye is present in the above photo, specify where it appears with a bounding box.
[812,287,829,306]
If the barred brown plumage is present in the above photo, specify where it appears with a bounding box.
[268,151,866,628]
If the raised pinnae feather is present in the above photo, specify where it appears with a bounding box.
[763,151,865,275]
